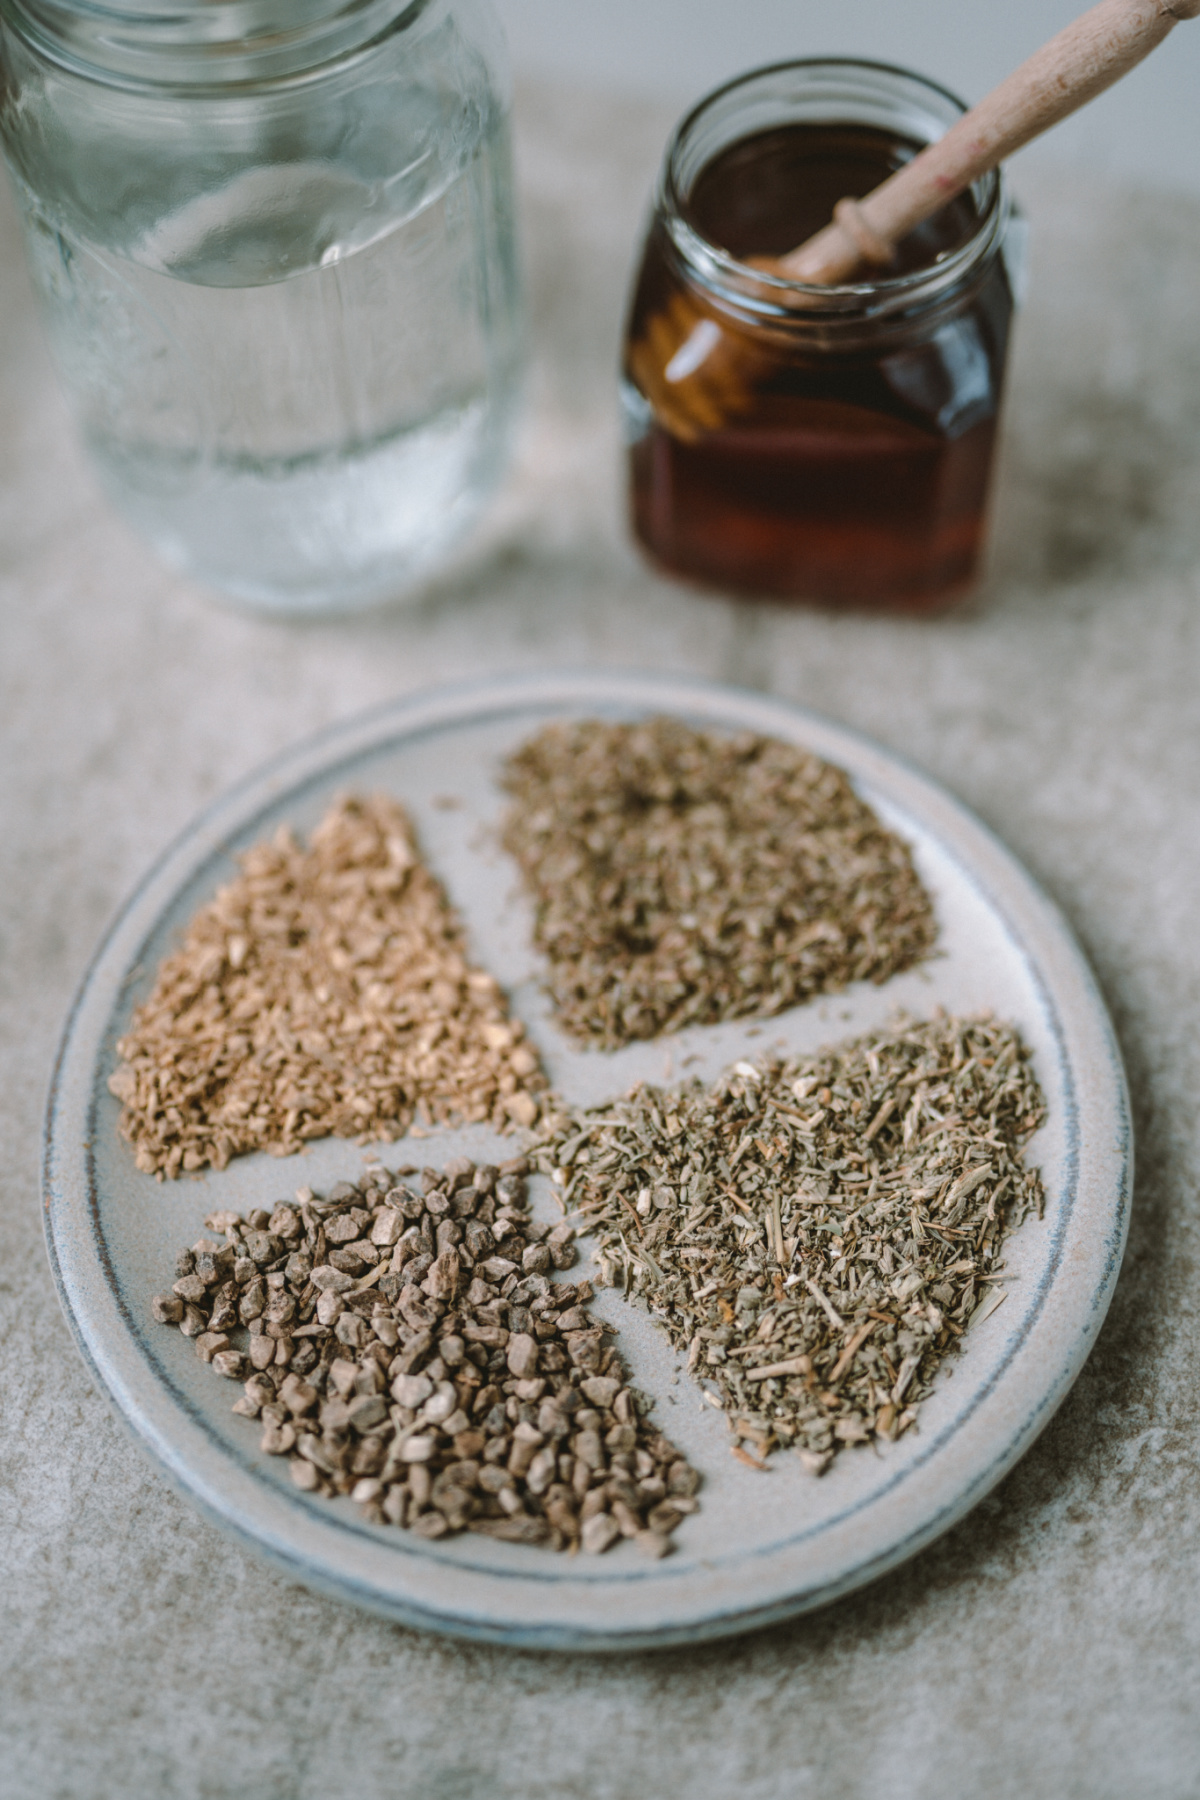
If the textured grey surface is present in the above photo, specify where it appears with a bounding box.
[3,80,1200,1800]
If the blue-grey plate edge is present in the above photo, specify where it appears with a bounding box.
[43,668,1133,1652]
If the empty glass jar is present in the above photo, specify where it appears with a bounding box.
[0,0,523,613]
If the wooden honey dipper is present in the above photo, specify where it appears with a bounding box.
[632,0,1200,441]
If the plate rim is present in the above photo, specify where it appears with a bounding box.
[43,668,1133,1650]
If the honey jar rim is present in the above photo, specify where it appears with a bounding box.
[656,56,1010,329]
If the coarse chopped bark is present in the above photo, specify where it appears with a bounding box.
[152,1159,700,1554]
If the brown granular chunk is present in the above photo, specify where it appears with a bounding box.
[152,1158,700,1556]
[500,717,938,1048]
[110,795,545,1178]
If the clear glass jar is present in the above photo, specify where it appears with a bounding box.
[622,60,1018,612]
[0,0,523,614]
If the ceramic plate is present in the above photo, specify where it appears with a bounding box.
[44,671,1131,1650]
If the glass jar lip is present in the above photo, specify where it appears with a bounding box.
[659,55,1008,321]
[0,0,432,90]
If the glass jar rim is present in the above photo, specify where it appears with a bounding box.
[0,0,432,89]
[659,56,1009,326]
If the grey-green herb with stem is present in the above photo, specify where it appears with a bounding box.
[533,1014,1045,1472]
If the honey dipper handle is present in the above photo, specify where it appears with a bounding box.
[782,0,1200,284]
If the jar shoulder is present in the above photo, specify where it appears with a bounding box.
[0,0,510,255]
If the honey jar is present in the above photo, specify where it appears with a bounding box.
[622,60,1019,611]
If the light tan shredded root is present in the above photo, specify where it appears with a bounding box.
[109,795,546,1178]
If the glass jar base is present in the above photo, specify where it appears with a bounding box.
[94,398,517,617]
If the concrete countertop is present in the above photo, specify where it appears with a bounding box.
[3,82,1200,1800]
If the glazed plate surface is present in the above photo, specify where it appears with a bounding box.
[44,671,1131,1649]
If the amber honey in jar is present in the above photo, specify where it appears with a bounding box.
[621,61,1018,611]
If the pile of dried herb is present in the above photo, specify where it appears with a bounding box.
[111,795,545,1178]
[153,1157,700,1555]
[531,1014,1045,1472]
[500,717,937,1048]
